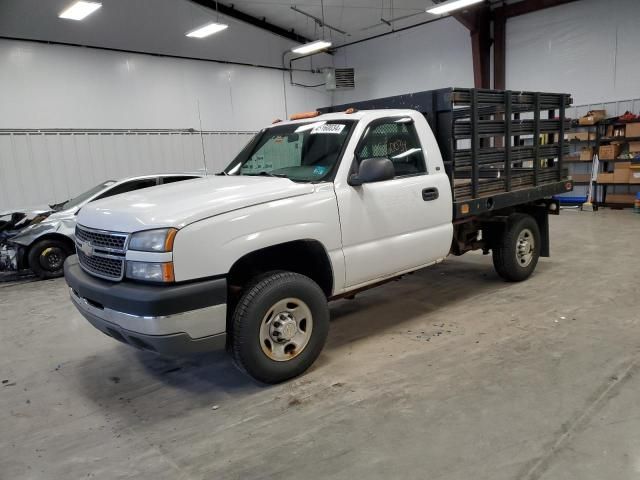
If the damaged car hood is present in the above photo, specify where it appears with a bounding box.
[2,207,78,246]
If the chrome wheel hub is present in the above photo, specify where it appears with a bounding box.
[516,228,535,267]
[259,297,313,362]
[271,313,298,342]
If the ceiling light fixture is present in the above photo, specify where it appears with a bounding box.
[59,1,102,20]
[291,40,332,55]
[186,22,229,38]
[426,0,483,15]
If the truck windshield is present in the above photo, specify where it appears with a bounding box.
[225,120,356,182]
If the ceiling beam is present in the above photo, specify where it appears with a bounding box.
[451,3,492,89]
[498,0,580,19]
[493,8,506,90]
[188,0,312,44]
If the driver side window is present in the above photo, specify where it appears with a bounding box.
[356,120,427,177]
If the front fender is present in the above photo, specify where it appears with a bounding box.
[9,218,75,247]
[172,186,345,288]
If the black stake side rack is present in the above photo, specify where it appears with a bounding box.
[321,88,575,219]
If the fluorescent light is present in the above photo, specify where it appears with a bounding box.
[291,40,332,55]
[427,0,483,15]
[59,1,102,20]
[186,22,228,38]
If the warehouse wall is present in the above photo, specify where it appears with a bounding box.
[506,0,640,106]
[331,17,474,105]
[0,39,331,210]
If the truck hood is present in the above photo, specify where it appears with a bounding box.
[77,175,316,232]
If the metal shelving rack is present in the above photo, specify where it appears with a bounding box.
[559,122,599,206]
[594,118,640,209]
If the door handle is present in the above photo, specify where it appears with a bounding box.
[422,187,439,201]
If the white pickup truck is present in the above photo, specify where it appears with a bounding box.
[65,88,574,383]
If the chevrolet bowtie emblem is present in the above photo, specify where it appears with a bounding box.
[80,241,94,257]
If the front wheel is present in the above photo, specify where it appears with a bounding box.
[28,239,73,279]
[231,271,329,384]
[492,213,541,282]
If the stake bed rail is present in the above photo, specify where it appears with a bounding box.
[321,88,574,219]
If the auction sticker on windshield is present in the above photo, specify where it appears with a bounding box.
[311,123,345,134]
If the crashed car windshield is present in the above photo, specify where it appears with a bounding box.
[56,181,116,210]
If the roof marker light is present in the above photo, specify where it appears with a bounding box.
[289,111,320,121]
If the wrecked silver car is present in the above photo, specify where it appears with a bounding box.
[0,173,201,279]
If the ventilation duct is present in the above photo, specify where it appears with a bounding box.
[324,68,355,90]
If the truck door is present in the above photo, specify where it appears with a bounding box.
[335,115,453,288]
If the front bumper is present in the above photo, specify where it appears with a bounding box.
[64,255,227,355]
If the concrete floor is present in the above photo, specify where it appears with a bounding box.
[1,209,639,480]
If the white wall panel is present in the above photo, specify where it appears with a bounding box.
[0,131,255,211]
[0,37,331,211]
[331,18,474,105]
[0,39,331,130]
[506,0,640,106]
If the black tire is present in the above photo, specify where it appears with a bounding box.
[231,271,329,384]
[492,213,541,282]
[28,239,73,279]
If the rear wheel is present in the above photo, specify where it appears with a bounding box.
[231,271,329,384]
[492,213,540,282]
[28,239,73,279]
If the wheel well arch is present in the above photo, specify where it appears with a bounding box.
[25,233,75,256]
[227,239,334,297]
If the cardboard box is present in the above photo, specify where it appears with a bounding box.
[629,169,640,184]
[599,144,622,160]
[579,110,606,125]
[571,173,592,183]
[628,141,640,153]
[606,193,636,204]
[625,123,640,138]
[613,162,631,183]
[579,147,594,161]
[567,131,596,142]
[597,172,614,183]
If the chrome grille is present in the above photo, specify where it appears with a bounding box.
[76,226,127,250]
[75,225,128,281]
[77,249,124,280]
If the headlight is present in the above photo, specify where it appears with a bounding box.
[126,261,175,283]
[128,228,177,252]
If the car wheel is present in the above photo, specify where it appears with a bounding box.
[28,239,73,279]
[231,271,329,384]
[492,213,541,282]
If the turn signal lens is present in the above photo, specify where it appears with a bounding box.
[162,262,175,282]
[460,204,470,214]
[164,228,177,252]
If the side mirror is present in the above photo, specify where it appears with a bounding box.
[348,158,395,186]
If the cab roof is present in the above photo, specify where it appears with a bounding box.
[277,109,418,127]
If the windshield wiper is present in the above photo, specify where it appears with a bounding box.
[246,172,288,178]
